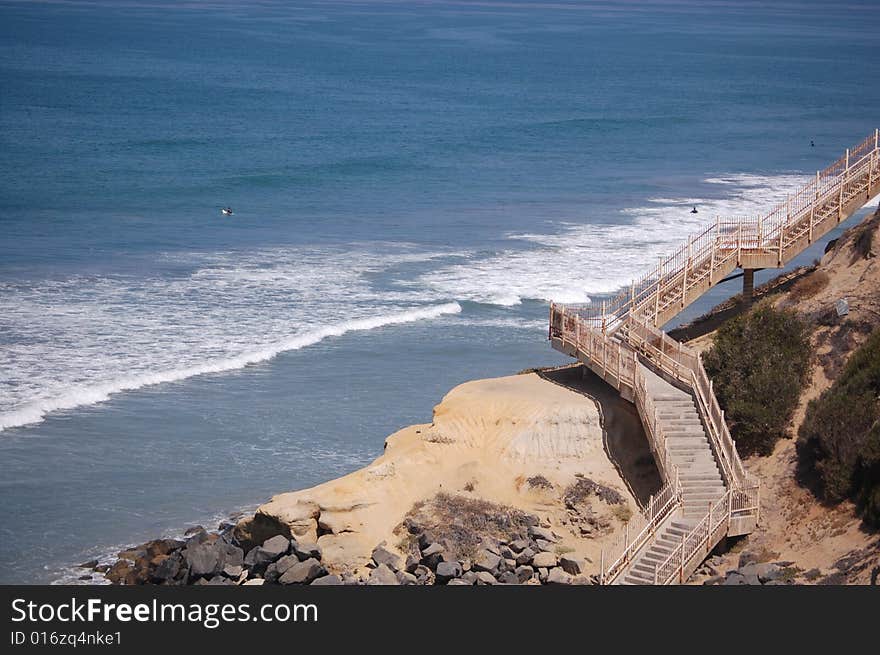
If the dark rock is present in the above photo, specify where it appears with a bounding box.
[371,545,401,571]
[515,548,535,566]
[546,568,572,585]
[500,545,515,560]
[414,565,433,584]
[509,539,529,553]
[559,556,582,576]
[405,554,420,573]
[293,541,322,562]
[94,564,110,573]
[417,532,436,550]
[185,543,221,578]
[537,568,549,583]
[279,558,326,585]
[738,551,759,568]
[79,559,99,569]
[514,565,534,584]
[396,571,418,585]
[532,552,558,569]
[368,564,399,585]
[311,574,343,586]
[150,552,182,583]
[146,539,184,559]
[261,535,291,559]
[703,575,724,586]
[184,526,205,536]
[435,561,463,583]
[756,563,780,583]
[723,573,747,585]
[528,526,556,542]
[472,550,502,574]
[497,571,519,584]
[474,571,498,585]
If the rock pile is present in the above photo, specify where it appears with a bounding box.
[97,521,594,586]
[696,553,798,586]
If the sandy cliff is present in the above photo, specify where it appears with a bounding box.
[235,370,647,577]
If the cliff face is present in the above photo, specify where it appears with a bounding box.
[235,371,643,578]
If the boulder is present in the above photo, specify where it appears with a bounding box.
[723,572,747,585]
[279,558,326,585]
[371,545,401,571]
[546,568,572,585]
[261,535,291,559]
[367,564,399,585]
[537,568,549,583]
[414,565,434,584]
[150,553,182,584]
[242,578,265,586]
[293,542,322,562]
[571,576,593,585]
[497,571,519,585]
[447,579,473,585]
[500,546,515,560]
[532,552,558,569]
[79,559,99,569]
[478,540,501,556]
[396,571,418,585]
[528,526,556,542]
[311,574,343,586]
[421,542,444,557]
[559,556,582,576]
[185,543,221,578]
[515,548,535,566]
[514,565,534,584]
[222,564,243,579]
[405,554,420,573]
[534,539,554,552]
[472,550,502,574]
[474,571,498,585]
[509,539,529,553]
[756,563,781,583]
[435,561,463,583]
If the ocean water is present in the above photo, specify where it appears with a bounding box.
[1,0,878,583]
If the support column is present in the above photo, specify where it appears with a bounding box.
[742,269,755,306]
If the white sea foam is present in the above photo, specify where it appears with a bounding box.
[0,244,461,432]
[420,172,814,306]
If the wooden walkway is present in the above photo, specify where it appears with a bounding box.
[549,130,880,584]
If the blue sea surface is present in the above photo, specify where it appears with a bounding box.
[0,0,878,582]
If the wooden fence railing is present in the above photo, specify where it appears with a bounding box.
[562,130,880,330]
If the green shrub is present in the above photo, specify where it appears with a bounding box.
[798,329,880,526]
[703,304,812,456]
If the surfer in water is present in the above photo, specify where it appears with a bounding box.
[221,207,234,216]
[691,206,698,214]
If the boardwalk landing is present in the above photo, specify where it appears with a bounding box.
[549,131,880,585]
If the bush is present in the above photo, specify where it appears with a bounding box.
[702,304,812,456]
[798,329,880,526]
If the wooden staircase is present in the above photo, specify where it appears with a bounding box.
[550,131,880,585]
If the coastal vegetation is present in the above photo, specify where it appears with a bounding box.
[798,328,880,527]
[702,303,812,456]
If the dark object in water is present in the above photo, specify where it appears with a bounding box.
[691,206,698,214]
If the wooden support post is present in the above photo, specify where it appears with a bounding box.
[600,550,604,585]
[617,348,621,385]
[742,269,755,306]
[737,223,742,265]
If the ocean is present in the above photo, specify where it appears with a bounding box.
[1,0,878,583]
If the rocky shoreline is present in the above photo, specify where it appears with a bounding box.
[89,510,594,586]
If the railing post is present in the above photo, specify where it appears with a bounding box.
[737,223,742,265]
[601,300,606,335]
[654,562,659,585]
[617,348,621,386]
[707,502,712,553]
[710,217,718,284]
[839,149,848,220]
[600,549,605,585]
[679,532,685,584]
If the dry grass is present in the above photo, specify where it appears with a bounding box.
[563,476,625,509]
[397,493,534,560]
[526,475,553,490]
[788,270,830,301]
